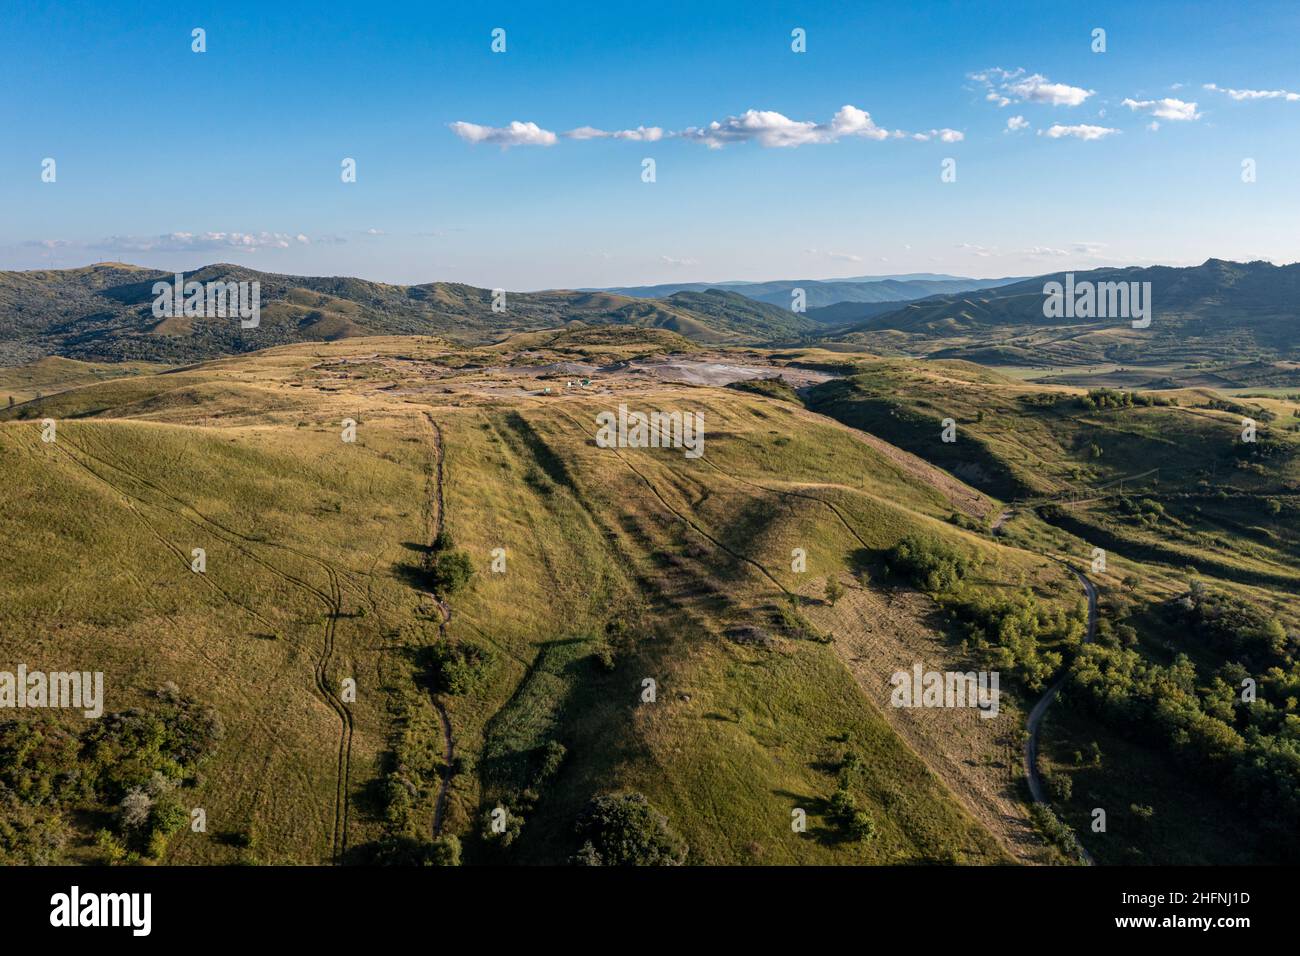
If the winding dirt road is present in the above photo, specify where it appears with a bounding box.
[1023,565,1097,864]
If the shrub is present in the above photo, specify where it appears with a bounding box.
[828,787,857,819]
[572,792,687,866]
[848,810,877,842]
[95,829,127,864]
[419,640,494,695]
[1046,771,1073,802]
[430,834,461,866]
[119,789,153,830]
[886,534,975,593]
[426,530,475,595]
[481,807,524,848]
[150,796,188,836]
[825,577,845,606]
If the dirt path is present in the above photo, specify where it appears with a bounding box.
[314,566,354,862]
[1023,565,1097,865]
[422,412,456,839]
[52,435,354,862]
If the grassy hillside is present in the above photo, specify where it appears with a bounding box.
[0,356,170,407]
[5,330,1292,866]
[0,263,812,366]
[806,355,1300,863]
[3,334,1090,866]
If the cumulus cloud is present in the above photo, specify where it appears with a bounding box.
[1006,115,1029,132]
[675,105,896,148]
[1203,82,1300,102]
[1040,124,1119,141]
[448,120,558,148]
[1122,97,1201,121]
[971,68,1094,107]
[564,125,663,141]
[911,128,965,142]
[451,106,960,150]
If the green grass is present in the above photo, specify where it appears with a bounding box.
[4,335,1289,865]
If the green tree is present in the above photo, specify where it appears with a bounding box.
[572,792,687,866]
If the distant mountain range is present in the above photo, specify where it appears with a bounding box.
[0,263,817,365]
[834,259,1300,365]
[1,259,1296,368]
[589,274,1021,309]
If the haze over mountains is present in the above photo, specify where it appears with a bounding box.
[1,258,1296,368]
[590,274,1021,309]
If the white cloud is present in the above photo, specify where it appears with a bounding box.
[660,255,698,267]
[448,120,558,148]
[93,232,309,253]
[1203,82,1300,102]
[805,248,863,262]
[1011,76,1093,106]
[1005,115,1029,132]
[451,106,959,151]
[912,128,965,142]
[564,125,663,141]
[971,68,1093,107]
[1023,241,1110,259]
[676,105,897,148]
[1122,97,1201,121]
[1040,124,1119,141]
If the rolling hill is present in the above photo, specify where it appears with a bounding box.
[0,263,816,366]
[0,332,1084,866]
[3,326,1296,866]
[834,259,1300,366]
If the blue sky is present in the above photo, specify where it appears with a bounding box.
[3,0,1300,288]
